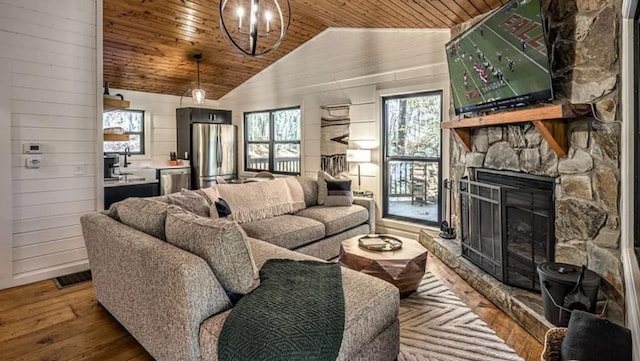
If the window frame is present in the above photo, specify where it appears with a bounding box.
[635,9,640,250]
[103,109,146,155]
[381,91,444,226]
[244,106,301,175]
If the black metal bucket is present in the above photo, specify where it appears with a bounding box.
[537,262,601,327]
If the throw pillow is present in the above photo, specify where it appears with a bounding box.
[561,310,632,361]
[295,176,318,207]
[317,170,350,205]
[209,205,220,219]
[161,189,210,217]
[115,198,170,241]
[324,179,354,206]
[215,198,232,218]
[165,207,258,295]
[201,186,221,204]
[190,189,213,205]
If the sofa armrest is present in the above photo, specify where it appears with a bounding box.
[81,213,231,361]
[353,196,376,233]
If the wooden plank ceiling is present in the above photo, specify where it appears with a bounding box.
[103,0,506,100]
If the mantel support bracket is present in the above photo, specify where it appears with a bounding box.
[531,119,568,157]
[451,128,472,152]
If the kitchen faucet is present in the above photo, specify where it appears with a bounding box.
[123,146,131,168]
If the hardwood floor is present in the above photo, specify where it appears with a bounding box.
[0,255,542,361]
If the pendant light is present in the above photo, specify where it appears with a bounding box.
[192,53,205,105]
[219,0,291,56]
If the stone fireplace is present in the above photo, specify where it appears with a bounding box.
[446,0,624,324]
[460,169,555,292]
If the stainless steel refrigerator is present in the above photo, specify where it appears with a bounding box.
[191,123,236,188]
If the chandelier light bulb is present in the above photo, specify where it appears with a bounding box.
[265,11,272,32]
[236,7,244,28]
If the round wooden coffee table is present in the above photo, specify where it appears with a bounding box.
[339,234,428,297]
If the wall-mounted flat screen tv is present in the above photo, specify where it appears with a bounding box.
[445,0,553,115]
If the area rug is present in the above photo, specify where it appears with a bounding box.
[399,272,524,361]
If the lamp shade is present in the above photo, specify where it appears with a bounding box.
[346,149,371,163]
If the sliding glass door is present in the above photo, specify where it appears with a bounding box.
[382,92,443,225]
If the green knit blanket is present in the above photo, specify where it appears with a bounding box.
[218,259,345,361]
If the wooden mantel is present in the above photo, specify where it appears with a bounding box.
[440,104,593,157]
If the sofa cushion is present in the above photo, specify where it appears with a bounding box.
[160,189,211,217]
[240,215,325,249]
[114,198,170,241]
[317,170,350,205]
[325,179,354,206]
[198,237,400,361]
[295,204,368,236]
[295,176,318,207]
[165,207,258,295]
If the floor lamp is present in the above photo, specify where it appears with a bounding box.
[346,149,371,192]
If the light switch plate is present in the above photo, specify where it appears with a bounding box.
[73,163,84,175]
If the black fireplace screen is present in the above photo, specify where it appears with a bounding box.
[460,170,555,291]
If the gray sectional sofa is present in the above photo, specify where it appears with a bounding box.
[81,176,399,361]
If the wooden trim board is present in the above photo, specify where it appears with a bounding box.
[103,97,129,112]
[441,104,592,156]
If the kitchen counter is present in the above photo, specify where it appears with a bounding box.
[104,178,159,188]
[154,164,190,169]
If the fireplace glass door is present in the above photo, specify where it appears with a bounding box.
[460,170,555,291]
[502,187,554,291]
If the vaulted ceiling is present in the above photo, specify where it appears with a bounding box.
[103,0,507,100]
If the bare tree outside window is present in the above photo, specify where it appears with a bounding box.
[103,110,145,154]
[245,107,301,175]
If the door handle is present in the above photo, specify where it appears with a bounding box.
[216,127,223,167]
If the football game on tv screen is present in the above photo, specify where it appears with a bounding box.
[445,0,553,115]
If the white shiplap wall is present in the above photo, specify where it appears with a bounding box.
[219,28,452,237]
[0,0,98,289]
[107,89,221,167]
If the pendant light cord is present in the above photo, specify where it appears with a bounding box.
[197,58,200,88]
[194,53,203,89]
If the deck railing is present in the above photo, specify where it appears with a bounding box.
[389,161,413,197]
[388,160,439,203]
[248,156,300,174]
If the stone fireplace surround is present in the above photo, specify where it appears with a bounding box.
[432,0,625,341]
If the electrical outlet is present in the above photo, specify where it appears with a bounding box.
[73,163,84,175]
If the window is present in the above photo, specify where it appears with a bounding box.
[382,92,442,225]
[103,110,145,155]
[244,107,301,175]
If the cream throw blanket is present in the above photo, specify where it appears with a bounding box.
[215,178,306,224]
